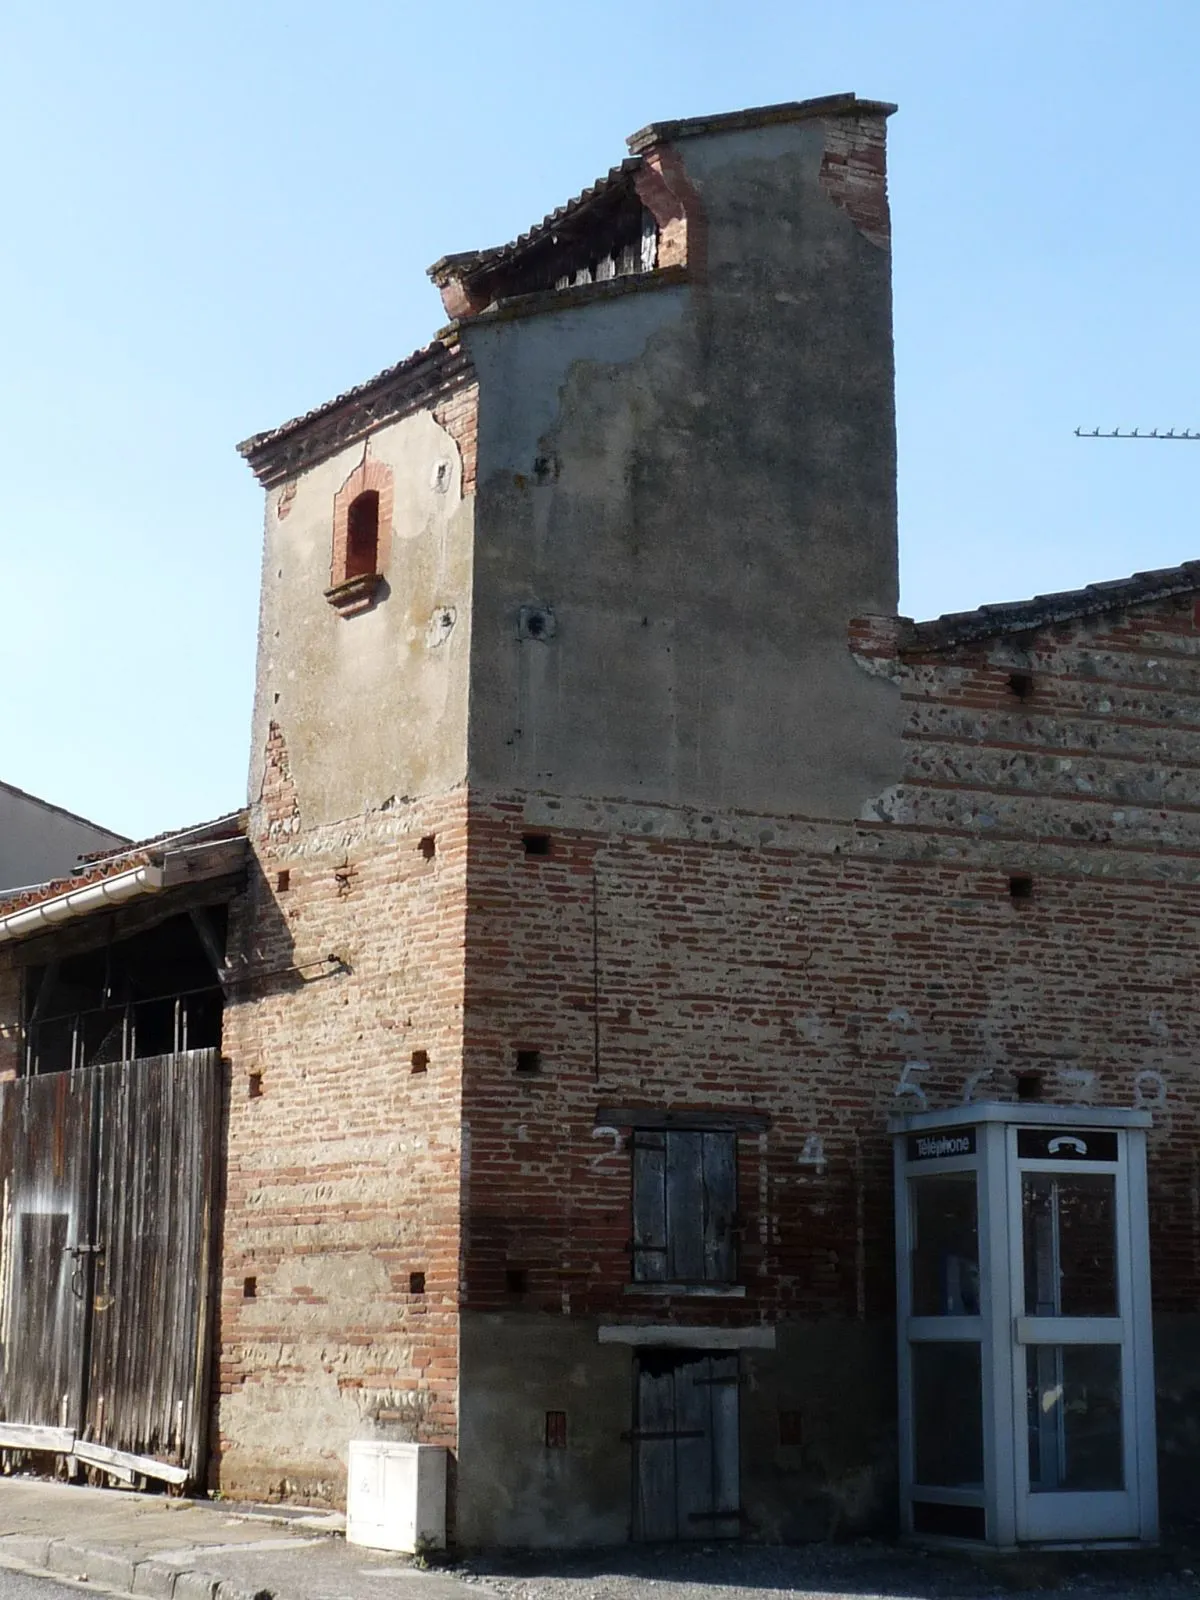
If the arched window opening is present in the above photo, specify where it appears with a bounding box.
[326,465,391,614]
[345,491,380,580]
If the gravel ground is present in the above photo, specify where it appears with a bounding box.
[454,1541,1200,1600]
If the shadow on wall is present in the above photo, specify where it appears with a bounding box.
[1156,1317,1200,1538]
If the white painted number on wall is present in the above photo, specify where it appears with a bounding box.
[962,1067,994,1104]
[1134,1069,1167,1117]
[798,1135,826,1172]
[894,1061,930,1110]
[589,1125,624,1171]
[1056,1067,1097,1104]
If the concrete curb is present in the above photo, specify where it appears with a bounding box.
[0,1537,274,1600]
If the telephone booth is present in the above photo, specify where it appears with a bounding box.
[892,1103,1158,1547]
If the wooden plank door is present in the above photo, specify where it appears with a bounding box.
[0,1050,220,1487]
[633,1350,740,1540]
[84,1050,221,1483]
[0,1071,94,1434]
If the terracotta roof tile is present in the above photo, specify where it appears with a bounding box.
[0,811,246,920]
[240,95,896,484]
[427,159,643,286]
[911,560,1200,651]
[237,339,454,462]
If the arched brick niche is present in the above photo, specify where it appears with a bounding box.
[326,458,394,615]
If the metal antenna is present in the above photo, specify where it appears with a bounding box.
[1074,426,1200,441]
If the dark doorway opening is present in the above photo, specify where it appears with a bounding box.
[22,909,225,1076]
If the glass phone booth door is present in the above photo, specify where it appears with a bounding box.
[893,1103,1157,1548]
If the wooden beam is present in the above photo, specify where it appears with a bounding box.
[0,1422,75,1451]
[72,1438,189,1486]
[162,838,247,889]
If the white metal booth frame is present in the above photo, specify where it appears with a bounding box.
[892,1102,1158,1548]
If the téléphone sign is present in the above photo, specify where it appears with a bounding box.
[906,1128,977,1161]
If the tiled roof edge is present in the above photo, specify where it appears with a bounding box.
[0,811,248,923]
[237,339,472,487]
[427,158,643,287]
[76,810,247,868]
[426,97,896,287]
[909,560,1200,652]
[626,92,897,155]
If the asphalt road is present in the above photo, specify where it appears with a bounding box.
[0,1573,89,1600]
[459,1541,1200,1600]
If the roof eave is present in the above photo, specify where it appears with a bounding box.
[908,562,1200,654]
[237,337,470,487]
[0,862,166,945]
[626,92,898,155]
[0,826,249,945]
[424,159,644,297]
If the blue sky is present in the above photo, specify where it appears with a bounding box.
[3,0,1198,839]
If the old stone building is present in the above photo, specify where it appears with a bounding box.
[1,92,1198,1548]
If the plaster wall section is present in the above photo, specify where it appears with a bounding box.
[457,1315,895,1547]
[0,786,126,894]
[462,112,901,821]
[248,403,474,830]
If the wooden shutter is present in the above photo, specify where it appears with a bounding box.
[634,1127,736,1284]
[701,1131,736,1283]
[632,1131,668,1281]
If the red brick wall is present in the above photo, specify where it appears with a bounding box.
[819,112,891,249]
[433,381,479,498]
[213,589,1200,1507]
[635,146,706,278]
[215,743,469,1502]
[459,594,1200,1324]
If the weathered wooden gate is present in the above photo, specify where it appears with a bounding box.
[0,1049,221,1488]
[632,1350,741,1540]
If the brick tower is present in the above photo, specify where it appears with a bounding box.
[224,93,900,1539]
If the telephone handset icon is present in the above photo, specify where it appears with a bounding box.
[1047,1135,1087,1156]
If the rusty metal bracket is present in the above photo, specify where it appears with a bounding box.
[67,1242,104,1300]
